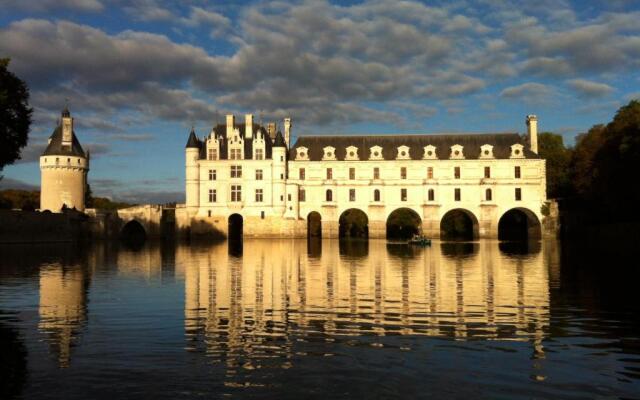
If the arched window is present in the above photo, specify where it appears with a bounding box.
[326,189,333,202]
[374,189,380,202]
[428,189,434,201]
[486,188,492,201]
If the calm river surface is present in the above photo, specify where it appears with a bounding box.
[1,239,639,399]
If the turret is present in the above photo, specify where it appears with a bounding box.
[39,108,89,212]
[284,117,291,147]
[185,127,201,212]
[527,115,538,154]
[272,131,287,214]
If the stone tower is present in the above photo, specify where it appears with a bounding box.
[40,108,89,212]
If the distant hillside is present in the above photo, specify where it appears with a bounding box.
[0,189,134,211]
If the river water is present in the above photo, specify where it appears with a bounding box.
[0,239,638,399]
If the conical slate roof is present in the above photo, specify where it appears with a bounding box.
[273,131,287,147]
[42,125,86,157]
[185,128,200,148]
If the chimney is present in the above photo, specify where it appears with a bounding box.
[267,122,277,141]
[61,108,73,146]
[284,117,291,147]
[526,115,538,154]
[226,114,234,137]
[245,114,253,139]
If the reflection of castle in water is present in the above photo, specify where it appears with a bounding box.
[38,263,90,368]
[180,239,551,370]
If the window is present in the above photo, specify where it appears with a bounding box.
[401,167,407,179]
[515,188,522,201]
[230,148,241,160]
[428,189,434,201]
[208,169,216,180]
[231,185,242,202]
[55,157,59,165]
[454,166,461,179]
[288,194,292,201]
[230,165,242,178]
[349,167,355,180]
[299,188,306,202]
[280,173,284,179]
[280,156,284,161]
[515,166,521,179]
[486,188,492,201]
[326,189,333,202]
[427,167,433,179]
[327,168,333,179]
[484,166,490,178]
[374,189,381,202]
[261,211,265,219]
[208,189,216,203]
[299,168,305,180]
[373,167,380,180]
[208,148,217,160]
[255,148,264,160]
[255,189,263,202]
[255,169,263,180]
[401,188,407,201]
[349,189,356,201]
[208,210,211,217]
[454,188,461,201]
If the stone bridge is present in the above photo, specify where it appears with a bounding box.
[86,205,175,239]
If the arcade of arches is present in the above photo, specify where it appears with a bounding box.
[386,208,422,240]
[338,209,368,238]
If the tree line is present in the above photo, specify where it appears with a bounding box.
[539,100,640,224]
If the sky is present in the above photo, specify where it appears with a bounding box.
[1,0,639,203]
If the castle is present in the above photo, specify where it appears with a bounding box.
[176,114,546,239]
[40,108,89,212]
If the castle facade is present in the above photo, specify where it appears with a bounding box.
[177,114,546,239]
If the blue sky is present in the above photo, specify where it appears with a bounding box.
[1,0,639,203]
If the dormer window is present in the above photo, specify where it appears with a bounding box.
[396,145,410,160]
[510,144,525,159]
[450,144,465,159]
[479,144,494,159]
[369,145,383,160]
[423,145,437,159]
[296,146,309,160]
[323,146,336,160]
[345,146,359,161]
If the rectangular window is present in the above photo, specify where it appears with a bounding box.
[255,169,263,180]
[255,149,264,160]
[299,188,306,202]
[373,167,380,180]
[261,211,265,219]
[454,166,461,179]
[349,188,356,201]
[208,148,217,160]
[427,167,433,179]
[515,188,522,201]
[454,188,461,201]
[230,165,242,178]
[484,166,491,178]
[208,189,216,203]
[255,189,263,202]
[288,193,292,201]
[401,188,407,201]
[327,168,333,179]
[428,189,435,201]
[299,168,305,180]
[230,148,241,160]
[401,167,407,179]
[349,167,355,180]
[515,166,521,179]
[231,185,242,202]
[208,169,216,181]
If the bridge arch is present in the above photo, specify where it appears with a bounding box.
[228,213,243,241]
[120,219,147,245]
[440,208,479,240]
[498,208,541,241]
[338,208,368,238]
[386,207,422,239]
[307,211,322,238]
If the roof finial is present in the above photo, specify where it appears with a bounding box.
[62,98,71,117]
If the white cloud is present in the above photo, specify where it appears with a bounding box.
[566,79,614,98]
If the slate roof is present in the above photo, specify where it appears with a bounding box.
[289,133,538,160]
[273,131,287,147]
[188,123,274,160]
[185,128,200,148]
[42,125,86,157]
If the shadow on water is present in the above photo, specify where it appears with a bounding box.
[440,241,479,258]
[307,237,322,258]
[385,242,424,258]
[228,239,243,257]
[499,240,541,256]
[338,238,368,257]
[0,318,27,399]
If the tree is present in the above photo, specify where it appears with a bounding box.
[0,59,33,177]
[537,132,572,198]
[85,183,94,208]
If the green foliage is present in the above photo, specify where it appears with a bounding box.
[0,190,39,210]
[90,196,133,210]
[0,59,33,173]
[541,201,550,217]
[538,132,572,198]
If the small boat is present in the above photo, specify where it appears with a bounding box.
[408,234,431,246]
